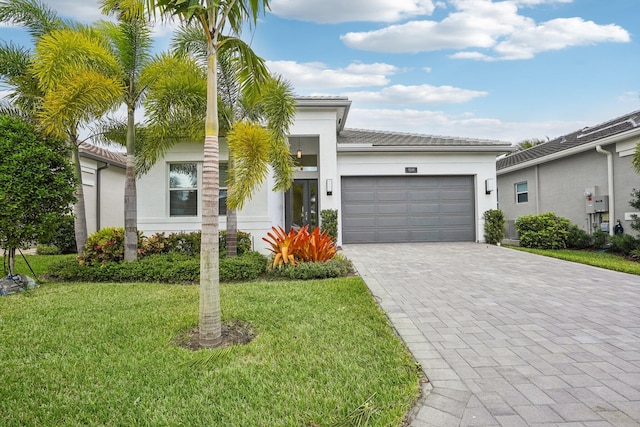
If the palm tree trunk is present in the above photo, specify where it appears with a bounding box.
[199,43,222,348]
[72,148,88,255]
[124,106,138,261]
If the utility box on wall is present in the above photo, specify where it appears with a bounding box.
[593,195,609,213]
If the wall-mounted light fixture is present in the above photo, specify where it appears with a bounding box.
[485,178,495,195]
[326,178,333,196]
[296,137,302,159]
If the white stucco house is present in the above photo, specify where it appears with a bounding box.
[135,96,512,251]
[78,143,126,235]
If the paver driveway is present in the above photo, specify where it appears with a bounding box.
[341,243,640,427]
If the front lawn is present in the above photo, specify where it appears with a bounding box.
[0,278,421,426]
[512,247,640,275]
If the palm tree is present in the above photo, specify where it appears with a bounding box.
[171,24,295,258]
[0,0,94,254]
[144,0,271,348]
[633,142,640,174]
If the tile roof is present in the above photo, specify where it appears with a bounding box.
[79,143,126,168]
[338,128,512,148]
[497,110,640,171]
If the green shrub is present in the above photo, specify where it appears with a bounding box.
[515,212,572,249]
[38,214,77,254]
[591,229,609,249]
[80,227,126,265]
[48,251,267,284]
[320,209,338,243]
[609,234,639,255]
[219,251,267,281]
[566,225,592,249]
[483,209,505,245]
[36,244,61,255]
[166,231,201,257]
[268,253,354,280]
[219,230,252,257]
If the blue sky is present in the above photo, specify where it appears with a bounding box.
[1,0,638,143]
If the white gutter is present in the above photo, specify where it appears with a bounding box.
[596,145,615,236]
[337,145,513,153]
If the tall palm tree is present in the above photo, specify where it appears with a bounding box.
[171,24,295,258]
[144,0,271,348]
[0,0,92,254]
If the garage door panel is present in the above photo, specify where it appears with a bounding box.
[342,175,475,243]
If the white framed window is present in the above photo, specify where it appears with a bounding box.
[515,181,528,204]
[168,162,229,217]
[169,163,199,216]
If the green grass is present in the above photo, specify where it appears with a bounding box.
[7,253,76,278]
[512,247,640,275]
[0,278,421,426]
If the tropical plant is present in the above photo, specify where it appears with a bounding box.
[144,0,272,348]
[320,209,338,243]
[297,226,336,263]
[0,0,91,254]
[482,209,505,245]
[515,212,572,249]
[0,114,76,276]
[262,226,301,268]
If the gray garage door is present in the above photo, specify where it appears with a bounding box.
[341,176,475,243]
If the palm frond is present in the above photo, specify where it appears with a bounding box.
[170,23,208,67]
[38,70,124,138]
[33,26,123,93]
[226,121,271,209]
[100,0,145,21]
[0,0,67,40]
[633,142,640,175]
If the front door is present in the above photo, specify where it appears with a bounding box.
[285,179,318,230]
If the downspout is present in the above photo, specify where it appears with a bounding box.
[595,145,615,236]
[96,163,109,231]
[534,164,540,214]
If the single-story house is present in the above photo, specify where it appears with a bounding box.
[137,96,512,250]
[496,110,640,238]
[78,142,126,234]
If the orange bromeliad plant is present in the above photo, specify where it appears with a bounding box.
[262,226,302,268]
[262,225,337,268]
[297,226,336,263]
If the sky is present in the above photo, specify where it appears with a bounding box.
[0,0,638,144]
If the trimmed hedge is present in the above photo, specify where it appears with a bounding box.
[268,254,354,280]
[48,251,267,284]
[515,212,572,249]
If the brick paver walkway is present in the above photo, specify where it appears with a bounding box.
[342,243,640,427]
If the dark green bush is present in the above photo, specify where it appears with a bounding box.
[515,212,572,249]
[609,234,639,255]
[38,214,77,254]
[36,244,61,255]
[219,230,252,256]
[483,209,505,245]
[219,251,267,281]
[591,229,609,249]
[320,209,338,243]
[268,254,354,280]
[166,231,201,257]
[566,225,592,249]
[48,251,266,283]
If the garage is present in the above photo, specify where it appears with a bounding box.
[341,176,476,243]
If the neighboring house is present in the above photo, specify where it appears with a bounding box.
[137,96,511,250]
[78,143,126,235]
[496,110,640,238]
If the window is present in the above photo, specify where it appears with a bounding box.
[169,162,229,217]
[515,182,528,204]
[169,163,198,216]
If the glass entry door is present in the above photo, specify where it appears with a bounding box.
[285,179,318,230]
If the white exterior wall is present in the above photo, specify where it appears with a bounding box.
[337,151,499,244]
[137,141,279,252]
[80,158,125,234]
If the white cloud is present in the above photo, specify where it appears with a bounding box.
[340,0,630,60]
[342,84,488,105]
[345,107,591,143]
[270,0,435,23]
[266,60,399,89]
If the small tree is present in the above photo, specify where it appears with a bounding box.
[0,115,76,276]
